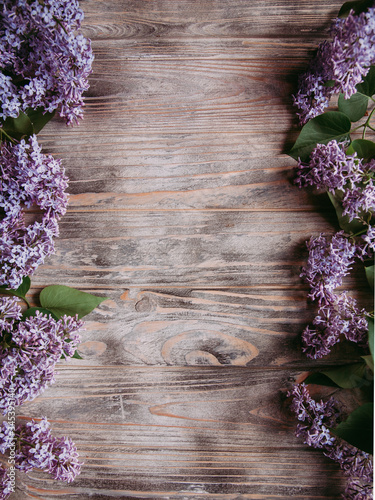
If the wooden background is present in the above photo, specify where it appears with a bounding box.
[12,1,372,498]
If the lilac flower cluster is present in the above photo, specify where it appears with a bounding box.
[0,417,82,498]
[0,0,93,125]
[289,384,373,499]
[296,141,375,223]
[301,231,358,303]
[0,296,83,415]
[0,135,69,289]
[0,465,13,500]
[0,1,91,494]
[300,231,371,358]
[295,139,375,358]
[302,291,369,359]
[294,8,375,124]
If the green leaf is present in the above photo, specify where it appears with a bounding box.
[324,80,336,88]
[0,276,31,307]
[40,285,107,319]
[362,355,374,372]
[327,191,366,234]
[25,108,55,134]
[72,350,83,360]
[1,111,34,141]
[365,264,374,291]
[304,372,340,388]
[356,65,375,97]
[22,307,59,321]
[339,0,374,17]
[15,276,31,299]
[332,403,373,454]
[289,112,352,162]
[61,349,83,360]
[347,139,375,160]
[319,363,369,389]
[338,92,368,122]
[368,317,374,359]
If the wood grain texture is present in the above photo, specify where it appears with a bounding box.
[40,288,370,369]
[79,0,343,40]
[9,1,370,499]
[14,367,348,499]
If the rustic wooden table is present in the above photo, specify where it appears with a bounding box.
[14,0,368,498]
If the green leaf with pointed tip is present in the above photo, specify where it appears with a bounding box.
[368,317,374,359]
[304,372,340,388]
[338,92,368,122]
[347,139,375,160]
[25,108,55,134]
[15,276,31,298]
[332,403,373,454]
[356,65,375,97]
[321,363,369,389]
[1,111,34,141]
[327,191,366,234]
[0,276,31,307]
[339,0,374,17]
[362,355,374,372]
[306,363,369,389]
[365,265,374,291]
[289,112,351,162]
[22,307,59,321]
[61,349,83,360]
[40,285,107,319]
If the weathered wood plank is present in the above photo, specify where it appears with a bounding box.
[13,366,347,499]
[80,0,343,41]
[44,287,367,368]
[38,129,312,211]
[89,37,336,60]
[32,210,368,290]
[40,53,304,135]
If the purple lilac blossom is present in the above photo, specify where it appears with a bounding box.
[289,384,373,499]
[0,464,13,500]
[299,231,372,358]
[294,8,375,124]
[295,141,375,225]
[0,296,22,333]
[295,141,363,193]
[301,291,369,358]
[0,0,93,125]
[0,299,84,414]
[362,225,375,253]
[0,417,82,484]
[342,180,375,221]
[0,422,14,456]
[300,231,358,304]
[0,74,20,123]
[0,135,69,289]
